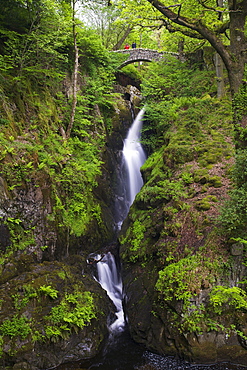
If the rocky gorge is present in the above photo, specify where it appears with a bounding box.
[1,38,247,369]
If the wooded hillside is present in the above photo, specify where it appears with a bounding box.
[1,1,247,369]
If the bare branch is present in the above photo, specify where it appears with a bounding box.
[198,0,221,12]
[215,21,230,35]
[177,4,182,19]
[136,16,205,39]
[161,4,182,9]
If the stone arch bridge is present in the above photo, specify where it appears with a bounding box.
[113,48,180,68]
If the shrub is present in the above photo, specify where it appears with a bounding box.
[219,187,247,237]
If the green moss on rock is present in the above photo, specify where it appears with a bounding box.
[0,255,109,368]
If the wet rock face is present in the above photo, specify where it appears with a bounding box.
[120,229,247,365]
[0,224,11,251]
[0,175,58,261]
[121,259,247,366]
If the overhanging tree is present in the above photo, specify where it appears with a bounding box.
[143,0,247,98]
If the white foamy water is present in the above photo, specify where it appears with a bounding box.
[96,109,146,333]
[97,252,125,332]
[123,108,146,206]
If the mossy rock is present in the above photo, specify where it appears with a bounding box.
[164,145,194,166]
[0,256,110,369]
[193,169,209,184]
[208,175,222,187]
[195,195,217,210]
[195,199,211,210]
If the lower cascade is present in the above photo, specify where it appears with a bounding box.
[96,108,146,332]
[96,252,125,332]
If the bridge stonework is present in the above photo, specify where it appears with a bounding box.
[113,48,180,68]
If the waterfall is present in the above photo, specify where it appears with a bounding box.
[96,108,146,333]
[97,252,125,332]
[123,108,146,206]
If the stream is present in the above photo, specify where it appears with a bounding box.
[55,110,247,370]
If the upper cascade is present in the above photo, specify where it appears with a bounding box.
[123,108,146,207]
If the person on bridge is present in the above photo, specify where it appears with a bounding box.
[132,42,136,48]
[124,44,130,49]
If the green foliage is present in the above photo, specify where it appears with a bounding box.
[181,172,193,184]
[57,270,67,280]
[121,64,142,81]
[120,210,157,263]
[2,217,35,254]
[155,252,222,303]
[209,286,247,314]
[12,293,30,311]
[136,178,187,205]
[220,90,247,238]
[231,149,247,188]
[155,255,199,302]
[142,60,216,102]
[141,58,232,153]
[0,28,118,240]
[81,2,121,49]
[45,291,96,341]
[120,218,146,263]
[232,82,247,151]
[219,187,247,238]
[129,220,146,251]
[39,285,58,299]
[23,284,38,299]
[0,0,71,80]
[11,284,58,314]
[155,256,247,336]
[141,147,170,183]
[0,315,31,339]
[143,95,232,159]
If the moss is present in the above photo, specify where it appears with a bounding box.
[193,169,209,184]
[120,208,160,263]
[208,175,222,187]
[196,195,218,211]
[196,199,211,210]
[0,257,108,360]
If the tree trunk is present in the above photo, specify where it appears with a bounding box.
[215,53,225,98]
[228,2,247,147]
[215,0,225,99]
[66,1,79,140]
[66,32,79,139]
[228,0,247,96]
